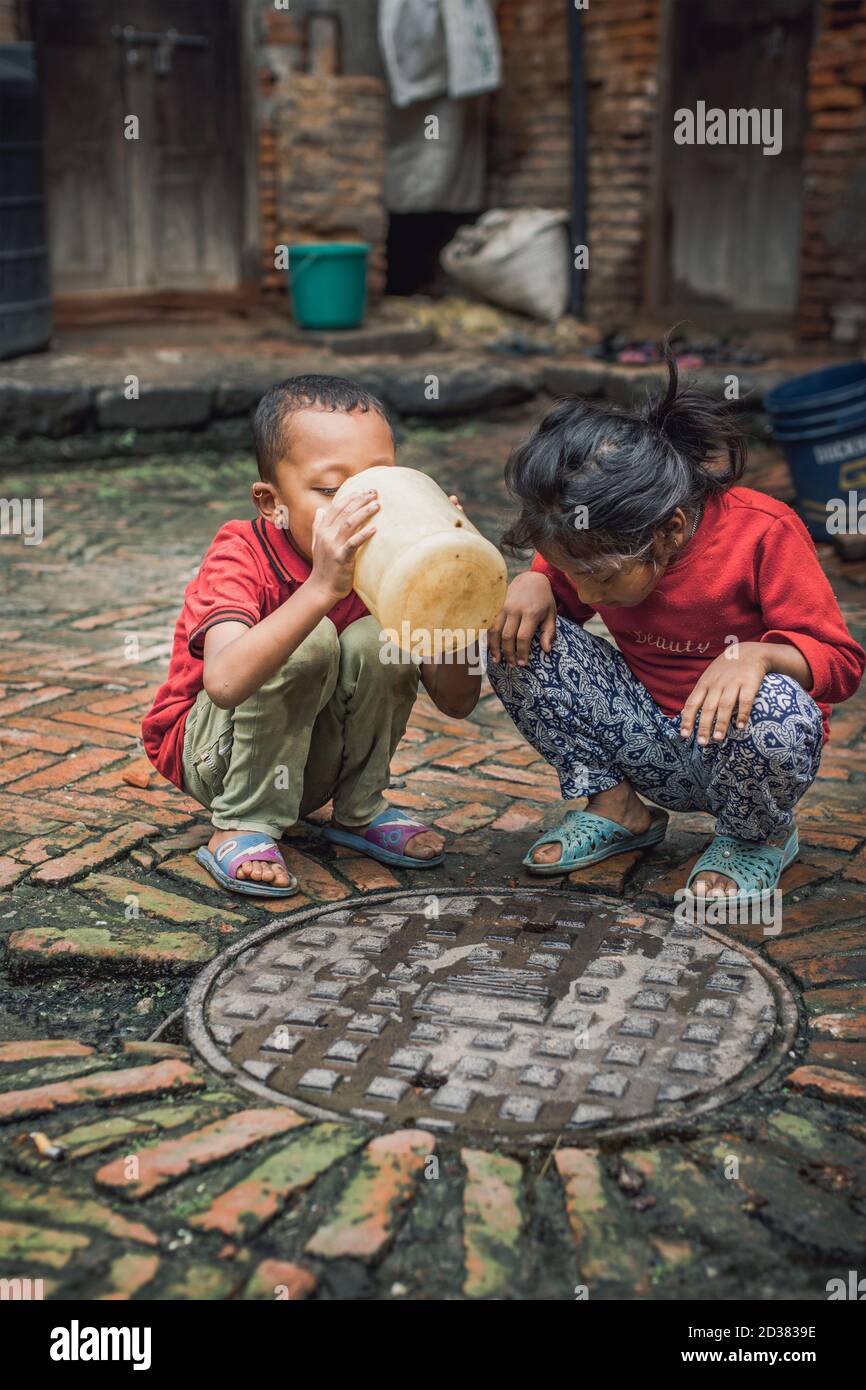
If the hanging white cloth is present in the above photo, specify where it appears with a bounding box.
[378,0,501,109]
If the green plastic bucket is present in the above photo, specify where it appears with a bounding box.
[287,242,370,330]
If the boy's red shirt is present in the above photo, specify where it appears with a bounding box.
[531,487,864,743]
[142,517,368,789]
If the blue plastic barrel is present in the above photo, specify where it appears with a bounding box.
[764,363,866,540]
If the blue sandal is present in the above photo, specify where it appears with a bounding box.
[686,828,798,904]
[523,807,668,876]
[196,834,298,898]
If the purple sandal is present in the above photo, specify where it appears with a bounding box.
[196,834,298,898]
[322,808,445,869]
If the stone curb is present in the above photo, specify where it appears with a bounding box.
[0,356,788,462]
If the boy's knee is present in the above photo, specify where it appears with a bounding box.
[273,618,340,685]
[340,616,418,689]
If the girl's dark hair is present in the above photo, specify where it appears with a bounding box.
[502,340,746,571]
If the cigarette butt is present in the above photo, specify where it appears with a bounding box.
[28,1131,66,1161]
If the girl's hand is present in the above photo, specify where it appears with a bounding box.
[488,571,557,667]
[680,642,772,745]
[310,489,379,604]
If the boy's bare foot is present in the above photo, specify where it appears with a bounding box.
[208,829,294,888]
[331,819,445,860]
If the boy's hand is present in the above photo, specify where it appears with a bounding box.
[488,571,557,667]
[680,642,772,745]
[309,489,379,604]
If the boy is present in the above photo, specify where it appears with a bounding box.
[142,376,482,897]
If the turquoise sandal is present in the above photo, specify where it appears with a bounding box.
[686,828,798,904]
[523,807,668,876]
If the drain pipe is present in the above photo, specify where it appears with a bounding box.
[568,0,587,318]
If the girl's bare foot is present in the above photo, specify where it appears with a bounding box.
[332,819,445,860]
[691,825,792,899]
[207,829,293,888]
[530,780,653,865]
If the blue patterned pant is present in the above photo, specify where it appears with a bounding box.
[486,617,824,842]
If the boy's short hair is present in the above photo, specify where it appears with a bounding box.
[253,374,390,482]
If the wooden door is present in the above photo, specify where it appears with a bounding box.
[660,0,813,318]
[33,0,242,292]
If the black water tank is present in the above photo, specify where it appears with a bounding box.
[0,43,52,360]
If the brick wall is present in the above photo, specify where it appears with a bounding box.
[489,0,661,328]
[798,0,866,343]
[488,0,572,208]
[256,5,388,300]
[582,0,661,326]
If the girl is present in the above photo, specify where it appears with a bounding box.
[487,348,864,902]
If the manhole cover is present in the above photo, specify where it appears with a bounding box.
[186,888,798,1143]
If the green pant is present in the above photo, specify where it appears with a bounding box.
[182,615,420,839]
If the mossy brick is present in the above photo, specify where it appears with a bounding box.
[47,1115,156,1160]
[461,1149,524,1299]
[162,1263,245,1300]
[0,1040,94,1065]
[698,1138,864,1258]
[0,1055,116,1089]
[554,1149,653,1293]
[100,1251,160,1300]
[244,1259,317,1300]
[95,1107,307,1199]
[0,1218,89,1269]
[0,1058,205,1123]
[190,1121,365,1237]
[7,926,217,976]
[70,872,248,926]
[0,1178,157,1246]
[761,1108,866,1169]
[132,1093,241,1130]
[306,1130,435,1260]
[625,1147,765,1255]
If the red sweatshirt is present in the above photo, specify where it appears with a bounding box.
[530,487,864,742]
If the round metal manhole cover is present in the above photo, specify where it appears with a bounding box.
[186,888,798,1143]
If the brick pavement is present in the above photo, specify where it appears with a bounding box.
[0,420,864,1298]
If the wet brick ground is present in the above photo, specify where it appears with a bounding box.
[0,416,865,1300]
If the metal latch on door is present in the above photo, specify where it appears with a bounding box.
[110,25,209,75]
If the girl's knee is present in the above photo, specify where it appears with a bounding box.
[752,673,823,741]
